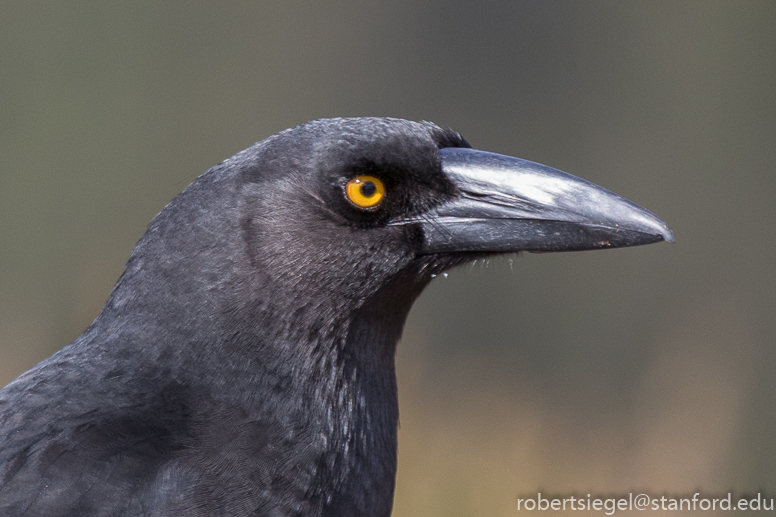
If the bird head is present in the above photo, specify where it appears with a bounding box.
[235,118,672,310]
[109,117,672,358]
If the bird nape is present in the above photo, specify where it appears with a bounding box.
[0,118,673,516]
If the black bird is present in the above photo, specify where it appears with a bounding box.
[0,118,672,516]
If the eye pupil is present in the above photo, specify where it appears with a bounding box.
[360,181,377,197]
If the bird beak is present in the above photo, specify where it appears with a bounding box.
[405,147,674,254]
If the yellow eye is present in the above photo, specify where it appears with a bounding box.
[345,175,385,208]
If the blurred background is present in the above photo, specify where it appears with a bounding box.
[2,1,774,515]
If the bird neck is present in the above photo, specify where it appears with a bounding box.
[308,270,428,516]
[91,252,430,516]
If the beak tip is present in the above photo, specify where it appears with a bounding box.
[623,207,674,245]
[646,216,674,244]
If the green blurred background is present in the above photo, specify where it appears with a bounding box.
[2,1,774,515]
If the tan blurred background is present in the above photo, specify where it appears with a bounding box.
[1,2,774,515]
